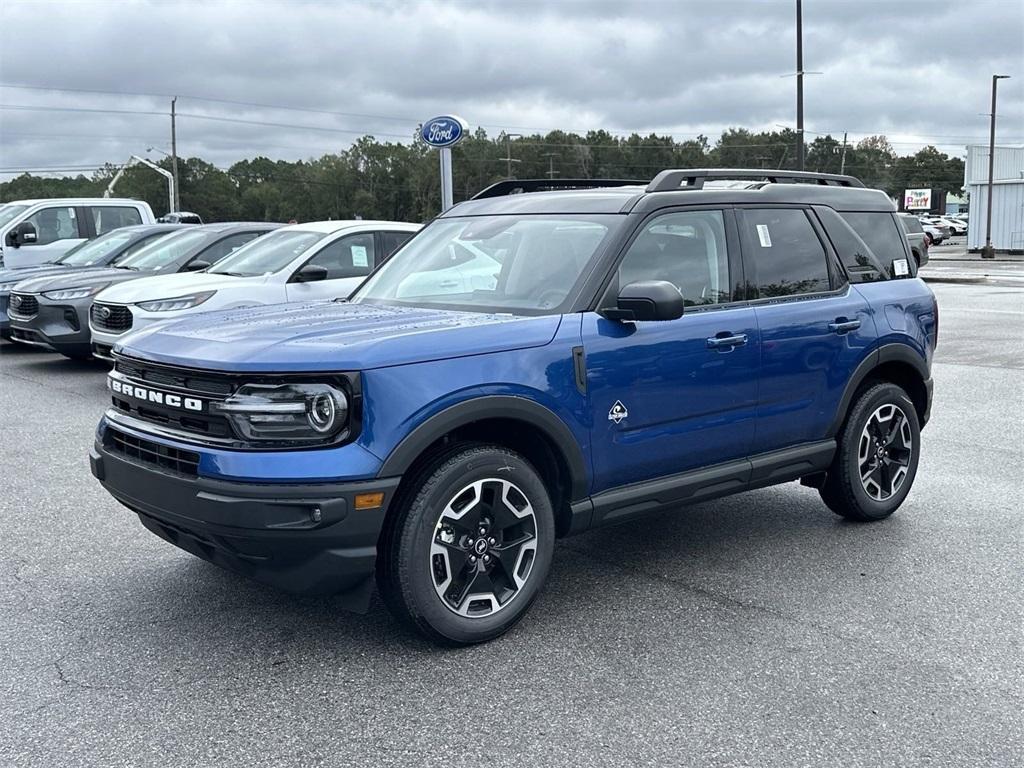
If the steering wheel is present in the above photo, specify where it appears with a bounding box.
[529,287,566,309]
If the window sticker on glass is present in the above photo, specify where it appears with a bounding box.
[351,245,369,268]
[756,224,772,248]
[893,258,909,277]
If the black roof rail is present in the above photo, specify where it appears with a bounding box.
[646,168,865,192]
[471,178,648,200]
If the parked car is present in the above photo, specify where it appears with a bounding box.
[90,221,419,355]
[90,169,935,645]
[918,217,952,241]
[920,223,945,246]
[897,213,930,267]
[7,222,278,359]
[928,216,966,236]
[158,211,204,225]
[0,224,185,341]
[0,198,155,269]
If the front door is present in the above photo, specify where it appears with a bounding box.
[6,205,86,268]
[583,209,760,494]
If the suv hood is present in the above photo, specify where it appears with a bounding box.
[118,301,563,371]
[12,267,156,293]
[0,262,72,287]
[97,271,252,303]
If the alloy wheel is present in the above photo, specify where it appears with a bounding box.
[429,478,538,617]
[858,404,913,501]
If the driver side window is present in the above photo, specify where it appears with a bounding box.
[307,233,376,279]
[22,206,82,246]
[617,210,731,306]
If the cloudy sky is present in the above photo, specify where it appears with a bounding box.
[1,0,1022,178]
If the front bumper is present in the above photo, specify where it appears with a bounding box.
[91,433,400,609]
[8,297,92,356]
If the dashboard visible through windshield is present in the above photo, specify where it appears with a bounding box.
[351,214,618,314]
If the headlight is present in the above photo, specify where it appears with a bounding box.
[0,281,18,292]
[213,382,349,443]
[41,283,109,301]
[137,290,216,312]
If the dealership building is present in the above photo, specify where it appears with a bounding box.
[964,144,1024,253]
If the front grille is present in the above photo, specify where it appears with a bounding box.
[109,358,237,442]
[8,292,38,318]
[105,427,200,476]
[91,302,133,333]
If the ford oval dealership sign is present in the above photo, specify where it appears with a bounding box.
[420,115,468,148]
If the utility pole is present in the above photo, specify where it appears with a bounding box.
[170,97,180,212]
[839,131,848,174]
[544,152,559,179]
[796,0,805,171]
[983,74,1010,259]
[500,133,522,179]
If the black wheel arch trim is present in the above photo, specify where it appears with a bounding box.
[377,395,589,501]
[828,343,930,437]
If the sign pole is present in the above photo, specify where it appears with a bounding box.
[439,147,454,211]
[420,115,468,214]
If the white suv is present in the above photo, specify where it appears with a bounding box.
[90,219,419,351]
[0,198,155,268]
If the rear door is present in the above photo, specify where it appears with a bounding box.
[738,207,875,454]
[583,208,760,492]
[285,231,377,301]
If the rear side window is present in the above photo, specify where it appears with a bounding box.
[841,213,908,277]
[382,231,414,258]
[815,207,890,283]
[739,209,831,298]
[92,206,143,235]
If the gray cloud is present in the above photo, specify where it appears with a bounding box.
[1,0,1021,177]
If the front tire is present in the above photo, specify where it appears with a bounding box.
[377,444,555,645]
[820,382,921,521]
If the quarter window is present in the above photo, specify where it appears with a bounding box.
[91,206,143,235]
[307,233,376,279]
[23,206,81,245]
[617,210,731,306]
[841,212,907,279]
[740,209,831,298]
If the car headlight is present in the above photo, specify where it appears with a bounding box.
[213,382,349,443]
[136,290,216,312]
[41,284,109,301]
[0,281,18,292]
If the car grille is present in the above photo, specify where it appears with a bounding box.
[91,302,133,333]
[105,427,200,477]
[109,358,237,443]
[8,292,38,318]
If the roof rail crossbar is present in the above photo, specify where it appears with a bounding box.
[471,178,648,200]
[646,168,865,192]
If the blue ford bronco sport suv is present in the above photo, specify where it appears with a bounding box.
[91,169,936,645]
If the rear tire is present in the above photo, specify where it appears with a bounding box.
[377,444,555,645]
[820,382,921,521]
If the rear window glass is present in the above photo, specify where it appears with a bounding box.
[739,209,832,298]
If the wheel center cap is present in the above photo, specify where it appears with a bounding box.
[474,539,488,555]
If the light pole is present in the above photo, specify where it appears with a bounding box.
[796,0,804,170]
[982,74,1010,259]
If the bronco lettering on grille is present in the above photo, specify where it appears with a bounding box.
[108,377,204,412]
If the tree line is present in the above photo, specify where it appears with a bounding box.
[0,128,966,222]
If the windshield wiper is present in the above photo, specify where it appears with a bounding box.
[218,271,252,277]
[114,265,140,271]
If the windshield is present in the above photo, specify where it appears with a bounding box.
[116,228,209,271]
[0,204,29,228]
[351,215,617,314]
[208,230,326,276]
[59,230,135,266]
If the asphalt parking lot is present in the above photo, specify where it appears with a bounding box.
[1,281,1021,768]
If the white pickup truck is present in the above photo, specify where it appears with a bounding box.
[0,198,155,268]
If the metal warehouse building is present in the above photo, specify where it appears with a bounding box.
[964,145,1024,253]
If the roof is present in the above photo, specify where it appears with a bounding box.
[279,220,420,234]
[1,198,149,206]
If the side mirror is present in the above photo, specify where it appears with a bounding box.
[6,221,37,248]
[602,280,685,322]
[293,264,329,283]
[184,259,211,272]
